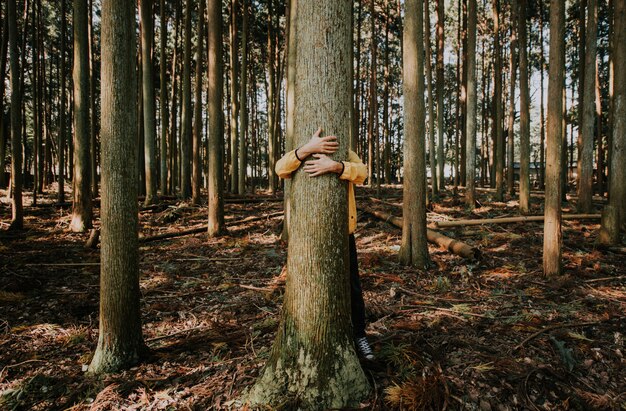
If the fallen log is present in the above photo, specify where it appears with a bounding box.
[434,213,601,228]
[362,207,479,260]
[139,211,284,243]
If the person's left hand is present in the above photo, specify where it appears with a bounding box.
[303,154,343,177]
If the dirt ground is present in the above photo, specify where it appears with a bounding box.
[1,186,624,410]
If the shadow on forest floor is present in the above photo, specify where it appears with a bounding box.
[0,186,624,410]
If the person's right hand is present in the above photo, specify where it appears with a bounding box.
[296,127,339,159]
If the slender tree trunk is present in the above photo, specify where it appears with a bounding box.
[460,0,467,187]
[595,54,603,195]
[382,0,390,185]
[88,0,97,198]
[465,0,477,208]
[31,0,40,205]
[88,0,146,374]
[248,1,369,406]
[368,0,377,186]
[492,0,504,201]
[539,2,545,189]
[237,0,248,195]
[192,0,206,204]
[70,0,92,232]
[507,0,517,197]
[353,0,362,153]
[425,0,438,196]
[518,0,531,213]
[169,2,181,194]
[400,0,430,267]
[137,46,145,197]
[599,0,625,244]
[229,0,239,192]
[436,0,445,189]
[543,0,565,276]
[578,0,597,212]
[207,0,226,236]
[180,0,193,198]
[159,0,168,194]
[140,0,158,205]
[0,15,7,190]
[58,0,66,202]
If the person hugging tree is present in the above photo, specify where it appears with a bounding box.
[275,127,374,360]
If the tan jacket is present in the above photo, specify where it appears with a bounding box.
[275,149,367,234]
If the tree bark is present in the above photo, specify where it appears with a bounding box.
[7,0,22,229]
[229,0,239,193]
[248,1,369,406]
[425,0,438,196]
[543,0,565,276]
[70,0,92,232]
[507,0,518,197]
[192,0,206,205]
[436,0,445,189]
[0,16,7,190]
[237,0,248,195]
[599,0,625,245]
[492,0,504,201]
[159,0,169,195]
[140,0,158,205]
[400,0,429,268]
[89,0,146,374]
[465,0,477,208]
[179,0,193,198]
[578,0,597,213]
[88,0,97,198]
[518,0,531,213]
[58,0,66,202]
[539,1,545,189]
[207,0,226,236]
[367,0,377,186]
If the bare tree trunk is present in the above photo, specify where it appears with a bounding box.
[492,0,504,201]
[465,0,477,208]
[192,0,206,204]
[595,54,603,195]
[140,0,158,205]
[543,0,565,276]
[599,0,625,245]
[168,2,181,194]
[88,0,146,374]
[507,0,518,197]
[518,0,531,213]
[31,0,40,205]
[460,0,467,187]
[229,0,239,192]
[248,1,369,406]
[58,0,66,202]
[539,2,545,189]
[578,0,597,213]
[400,0,429,267]
[207,0,226,236]
[367,0,377,187]
[70,0,92,232]
[180,0,193,198]
[237,0,248,195]
[0,16,7,190]
[88,0,97,198]
[159,0,168,194]
[436,0,445,189]
[425,0,438,196]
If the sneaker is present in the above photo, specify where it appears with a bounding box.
[355,336,375,360]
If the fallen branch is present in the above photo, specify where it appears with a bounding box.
[140,211,284,243]
[513,321,603,351]
[434,214,601,228]
[361,207,479,260]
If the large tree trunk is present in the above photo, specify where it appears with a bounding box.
[400,0,429,267]
[578,0,597,213]
[465,0,477,208]
[543,0,565,276]
[248,1,369,407]
[70,0,92,232]
[436,0,445,189]
[207,0,226,236]
[89,0,146,374]
[507,0,518,197]
[518,0,531,213]
[237,0,248,195]
[599,0,625,245]
[140,0,158,205]
[159,0,168,195]
[7,0,22,229]
[179,0,193,198]
[192,0,206,205]
[425,0,438,196]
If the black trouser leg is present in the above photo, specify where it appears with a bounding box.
[349,234,366,338]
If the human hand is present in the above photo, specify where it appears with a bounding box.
[303,154,343,177]
[297,127,339,159]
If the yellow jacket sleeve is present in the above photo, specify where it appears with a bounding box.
[339,150,367,185]
[275,149,302,179]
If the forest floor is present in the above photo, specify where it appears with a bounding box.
[0,185,624,411]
